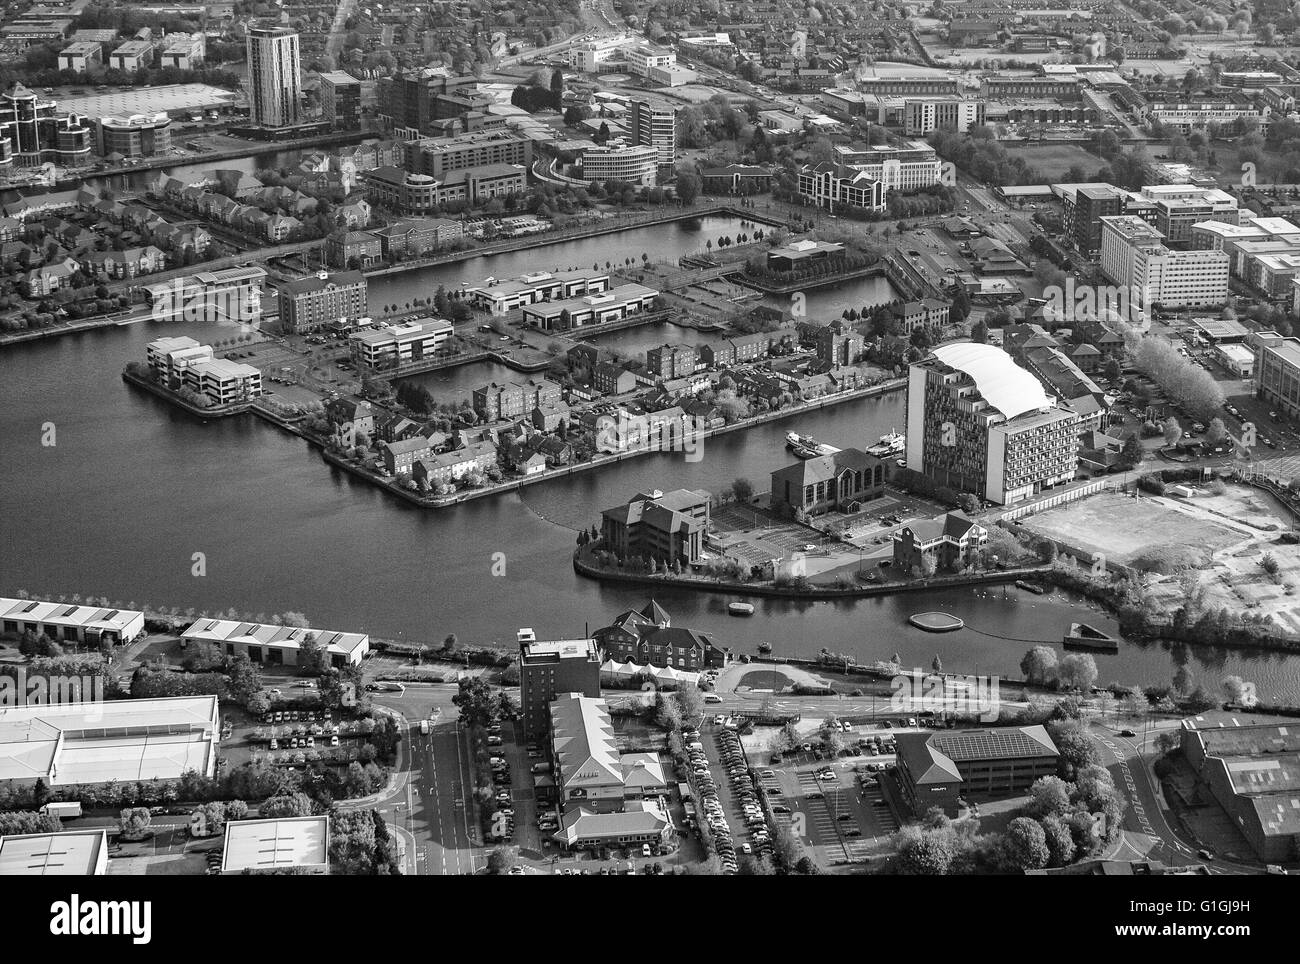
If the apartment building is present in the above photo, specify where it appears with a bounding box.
[906,343,1080,505]
[903,96,986,135]
[646,343,697,380]
[626,44,675,77]
[109,39,154,71]
[143,266,266,326]
[1061,183,1126,256]
[277,270,368,333]
[246,26,302,128]
[56,40,102,72]
[159,32,205,69]
[472,378,562,421]
[403,129,532,179]
[348,318,453,369]
[592,599,727,671]
[1256,336,1300,419]
[183,357,263,405]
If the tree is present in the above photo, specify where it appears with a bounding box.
[261,792,315,817]
[931,654,943,674]
[487,845,519,874]
[1002,817,1050,871]
[1026,775,1073,818]
[1205,418,1228,446]
[676,173,701,205]
[1046,718,1098,779]
[894,823,956,875]
[1057,653,1098,692]
[1020,645,1058,685]
[731,477,754,503]
[1162,416,1182,447]
[118,807,153,840]
[443,633,457,653]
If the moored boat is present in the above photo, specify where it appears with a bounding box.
[1015,580,1047,595]
[729,602,755,616]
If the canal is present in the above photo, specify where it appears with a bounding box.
[1,221,1296,701]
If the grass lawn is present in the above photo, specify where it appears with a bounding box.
[1002,143,1104,180]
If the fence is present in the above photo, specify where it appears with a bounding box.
[997,477,1112,522]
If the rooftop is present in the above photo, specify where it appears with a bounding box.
[0,830,107,876]
[221,817,329,873]
[930,343,1053,420]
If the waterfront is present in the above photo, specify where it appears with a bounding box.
[2,223,1299,701]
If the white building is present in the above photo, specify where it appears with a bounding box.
[183,357,264,405]
[1100,214,1228,310]
[0,696,220,786]
[56,41,102,73]
[348,318,453,369]
[246,26,302,128]
[467,269,609,315]
[181,617,370,667]
[147,335,213,379]
[109,39,155,72]
[627,44,675,78]
[582,143,658,186]
[159,32,206,70]
[144,265,267,326]
[832,140,942,192]
[0,596,144,646]
[797,163,885,212]
[0,830,109,875]
[221,816,329,874]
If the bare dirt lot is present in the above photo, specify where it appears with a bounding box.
[1020,485,1300,630]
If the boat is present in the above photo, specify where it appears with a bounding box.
[787,433,839,458]
[756,640,772,654]
[729,602,755,616]
[908,612,965,632]
[1064,622,1119,653]
[867,430,906,458]
[1015,580,1047,595]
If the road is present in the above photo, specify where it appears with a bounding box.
[367,683,483,875]
[1090,721,1263,875]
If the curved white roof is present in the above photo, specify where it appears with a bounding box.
[932,343,1051,420]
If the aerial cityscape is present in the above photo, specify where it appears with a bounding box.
[0,0,1295,907]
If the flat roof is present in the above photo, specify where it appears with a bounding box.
[57,83,239,118]
[0,830,107,875]
[0,696,219,786]
[222,816,329,873]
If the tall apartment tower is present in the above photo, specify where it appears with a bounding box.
[629,98,676,168]
[246,26,302,128]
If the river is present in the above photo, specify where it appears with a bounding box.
[1,219,1297,702]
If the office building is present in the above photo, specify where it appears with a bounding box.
[96,111,171,158]
[628,98,676,167]
[0,596,144,646]
[646,343,697,380]
[518,634,602,741]
[378,68,475,136]
[277,269,367,333]
[893,511,988,573]
[582,143,658,186]
[467,269,609,315]
[159,32,205,69]
[57,40,102,73]
[246,26,302,128]
[601,487,711,567]
[1256,336,1300,419]
[906,344,1080,505]
[0,696,220,786]
[108,39,154,72]
[348,318,453,369]
[832,140,942,192]
[1179,712,1300,861]
[181,617,369,667]
[0,83,93,169]
[816,318,863,366]
[904,96,985,135]
[319,70,361,130]
[0,830,109,876]
[143,265,266,326]
[796,163,885,212]
[1099,215,1229,310]
[362,162,526,213]
[895,725,1060,816]
[550,693,671,850]
[183,357,263,405]
[627,44,676,77]
[520,283,659,331]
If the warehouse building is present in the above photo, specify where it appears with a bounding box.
[180,618,370,667]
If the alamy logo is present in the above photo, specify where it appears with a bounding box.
[1,669,105,707]
[50,895,152,944]
[1042,278,1146,325]
[889,671,1001,722]
[939,161,958,187]
[150,279,261,327]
